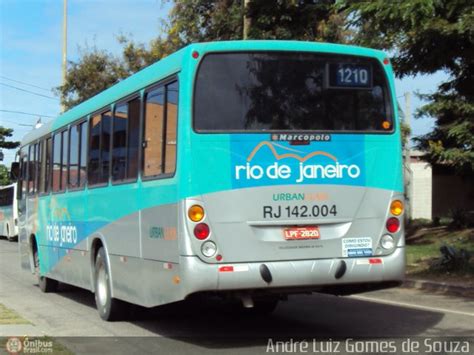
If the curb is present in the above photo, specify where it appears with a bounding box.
[402,279,474,298]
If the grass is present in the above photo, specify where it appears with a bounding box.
[0,303,30,325]
[0,304,72,354]
[406,227,474,286]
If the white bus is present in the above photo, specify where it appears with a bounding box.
[0,183,18,241]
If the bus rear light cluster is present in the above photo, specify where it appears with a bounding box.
[386,217,400,233]
[188,204,217,255]
[188,205,205,222]
[194,223,210,240]
[201,241,217,257]
[390,200,404,216]
[380,234,395,250]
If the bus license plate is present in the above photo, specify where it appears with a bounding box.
[284,227,320,240]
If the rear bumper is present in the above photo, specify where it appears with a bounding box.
[180,247,405,297]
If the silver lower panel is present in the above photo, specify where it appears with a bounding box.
[109,247,404,308]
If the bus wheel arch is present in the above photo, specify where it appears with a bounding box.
[91,238,129,321]
[29,234,37,274]
[90,237,106,292]
[30,234,58,293]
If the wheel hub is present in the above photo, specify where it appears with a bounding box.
[97,266,108,307]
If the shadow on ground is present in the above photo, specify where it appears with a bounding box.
[53,283,450,353]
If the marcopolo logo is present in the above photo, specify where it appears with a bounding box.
[234,141,361,183]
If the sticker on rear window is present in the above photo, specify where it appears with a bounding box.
[342,237,373,257]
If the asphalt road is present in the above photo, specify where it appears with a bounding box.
[1,238,473,354]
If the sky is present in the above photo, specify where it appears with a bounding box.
[0,0,447,167]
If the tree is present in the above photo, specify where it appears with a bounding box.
[0,126,19,186]
[246,0,349,42]
[168,0,244,44]
[57,37,176,110]
[345,0,474,174]
[169,0,349,44]
[57,47,127,109]
[0,126,20,150]
[58,1,351,109]
[0,164,11,186]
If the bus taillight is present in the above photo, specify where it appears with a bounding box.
[194,223,210,240]
[390,200,403,216]
[188,205,205,222]
[386,217,400,233]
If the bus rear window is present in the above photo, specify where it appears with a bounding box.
[0,187,13,206]
[194,52,393,132]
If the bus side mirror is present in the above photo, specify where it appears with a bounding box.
[10,162,19,181]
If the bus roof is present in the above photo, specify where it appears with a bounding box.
[20,40,386,147]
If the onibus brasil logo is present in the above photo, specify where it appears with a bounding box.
[234,141,361,182]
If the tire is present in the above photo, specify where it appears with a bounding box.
[94,247,129,321]
[34,248,59,293]
[7,225,16,242]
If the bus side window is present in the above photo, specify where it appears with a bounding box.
[112,98,140,182]
[36,141,42,193]
[101,111,112,184]
[88,115,101,185]
[112,103,128,181]
[18,149,27,199]
[45,137,52,193]
[52,132,62,192]
[143,87,165,177]
[39,140,46,193]
[28,145,35,195]
[79,121,88,187]
[165,81,178,175]
[60,130,69,191]
[69,124,80,189]
[127,98,140,180]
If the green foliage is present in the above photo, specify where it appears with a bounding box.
[0,126,20,150]
[400,121,411,149]
[57,38,176,110]
[247,0,349,42]
[0,164,11,186]
[169,0,350,43]
[449,208,471,230]
[57,0,351,109]
[169,0,244,44]
[56,47,127,109]
[345,0,474,174]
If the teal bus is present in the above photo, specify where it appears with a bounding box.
[15,41,405,321]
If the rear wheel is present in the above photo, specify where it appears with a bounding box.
[6,225,13,242]
[7,225,16,242]
[34,248,58,293]
[94,247,129,321]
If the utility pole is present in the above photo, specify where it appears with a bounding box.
[404,91,411,163]
[61,0,68,112]
[404,91,412,220]
[243,0,250,39]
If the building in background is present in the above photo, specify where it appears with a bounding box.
[405,151,474,221]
